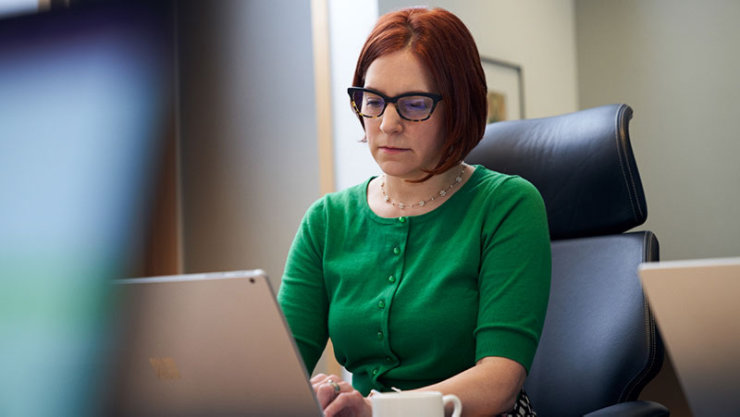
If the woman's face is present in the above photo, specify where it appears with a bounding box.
[362,49,446,181]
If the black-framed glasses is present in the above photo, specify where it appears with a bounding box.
[347,87,443,122]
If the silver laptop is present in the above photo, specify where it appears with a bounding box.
[106,270,323,417]
[639,257,740,417]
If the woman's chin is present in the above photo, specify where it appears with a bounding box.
[377,165,426,180]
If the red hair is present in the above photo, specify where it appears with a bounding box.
[352,7,487,180]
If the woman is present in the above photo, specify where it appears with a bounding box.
[278,7,550,417]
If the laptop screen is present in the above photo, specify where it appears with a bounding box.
[640,257,740,417]
[108,271,324,417]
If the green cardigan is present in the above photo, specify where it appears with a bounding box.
[278,165,551,395]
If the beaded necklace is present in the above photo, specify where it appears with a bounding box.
[380,165,465,210]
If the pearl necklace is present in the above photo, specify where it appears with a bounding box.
[380,166,465,210]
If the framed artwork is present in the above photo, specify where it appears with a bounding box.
[481,57,525,123]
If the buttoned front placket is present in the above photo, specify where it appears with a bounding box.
[370,215,409,386]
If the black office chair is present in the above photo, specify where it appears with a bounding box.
[466,104,668,417]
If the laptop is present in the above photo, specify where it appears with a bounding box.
[106,270,324,417]
[639,257,740,417]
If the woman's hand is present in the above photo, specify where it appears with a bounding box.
[310,373,372,417]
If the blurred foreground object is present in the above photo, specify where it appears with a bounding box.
[0,2,174,416]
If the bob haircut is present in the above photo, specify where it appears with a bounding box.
[352,7,487,180]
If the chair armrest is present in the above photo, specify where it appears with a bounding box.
[583,400,669,417]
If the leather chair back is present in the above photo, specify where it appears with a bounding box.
[466,104,665,417]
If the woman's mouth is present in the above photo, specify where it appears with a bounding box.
[379,146,409,153]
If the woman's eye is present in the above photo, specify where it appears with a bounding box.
[404,98,429,110]
[365,98,384,108]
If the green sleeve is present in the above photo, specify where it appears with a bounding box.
[277,199,330,374]
[474,176,551,372]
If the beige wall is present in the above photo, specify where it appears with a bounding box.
[178,0,320,285]
[329,0,379,191]
[378,0,579,119]
[576,0,740,262]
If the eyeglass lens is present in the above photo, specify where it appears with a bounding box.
[351,90,435,121]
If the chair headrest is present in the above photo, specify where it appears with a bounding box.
[466,104,647,240]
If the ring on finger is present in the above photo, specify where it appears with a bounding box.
[327,379,341,393]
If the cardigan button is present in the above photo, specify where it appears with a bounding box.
[393,247,400,255]
[388,275,396,283]
[377,331,384,340]
[398,217,406,223]
[377,300,386,309]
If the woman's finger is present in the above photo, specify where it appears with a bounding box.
[311,374,349,409]
[323,390,372,417]
[310,373,329,385]
[310,373,343,387]
[315,381,336,409]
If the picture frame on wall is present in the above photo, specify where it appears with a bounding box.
[480,57,525,123]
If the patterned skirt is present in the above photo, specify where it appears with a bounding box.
[500,390,536,417]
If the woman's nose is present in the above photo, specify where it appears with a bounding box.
[379,103,403,133]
